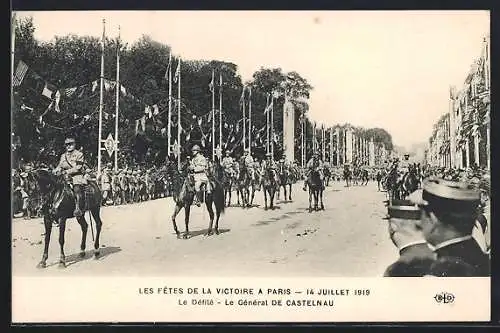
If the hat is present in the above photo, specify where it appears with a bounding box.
[191,145,201,152]
[408,177,480,210]
[225,150,230,154]
[64,138,76,144]
[387,199,420,220]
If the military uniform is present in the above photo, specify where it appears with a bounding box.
[189,145,210,206]
[303,155,324,190]
[408,178,490,277]
[222,154,235,177]
[261,155,279,184]
[53,138,86,216]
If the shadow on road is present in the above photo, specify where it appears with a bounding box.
[186,228,231,239]
[61,246,122,267]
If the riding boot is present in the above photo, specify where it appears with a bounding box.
[197,191,204,206]
[73,185,83,217]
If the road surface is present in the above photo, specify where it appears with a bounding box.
[12,181,398,277]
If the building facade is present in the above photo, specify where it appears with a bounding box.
[426,36,490,170]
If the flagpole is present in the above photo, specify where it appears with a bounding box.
[11,13,16,114]
[177,58,181,169]
[97,18,106,178]
[271,96,274,161]
[242,86,246,152]
[167,51,172,158]
[248,87,252,154]
[329,128,333,167]
[219,73,223,159]
[211,69,215,161]
[266,94,270,154]
[322,125,325,161]
[113,25,120,172]
[301,111,305,168]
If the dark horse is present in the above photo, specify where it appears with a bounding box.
[169,161,225,239]
[307,169,324,212]
[277,164,293,202]
[27,168,103,269]
[343,166,352,187]
[221,167,235,207]
[235,163,251,208]
[323,166,332,187]
[262,167,278,210]
[400,165,420,199]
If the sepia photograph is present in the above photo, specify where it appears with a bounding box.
[11,10,490,322]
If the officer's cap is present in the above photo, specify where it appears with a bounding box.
[408,177,480,212]
[387,199,420,220]
[64,137,76,144]
[191,145,201,152]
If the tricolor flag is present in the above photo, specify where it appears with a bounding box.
[209,69,214,93]
[13,60,29,87]
[173,58,181,83]
[239,86,245,106]
[165,52,172,80]
[42,82,56,99]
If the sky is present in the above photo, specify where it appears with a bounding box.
[15,10,489,150]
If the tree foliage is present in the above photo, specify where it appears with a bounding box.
[12,17,394,167]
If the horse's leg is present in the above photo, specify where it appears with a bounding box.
[250,187,255,207]
[205,196,215,236]
[58,218,67,268]
[37,216,52,268]
[183,204,191,239]
[171,203,182,239]
[264,187,268,210]
[308,189,313,213]
[91,208,103,258]
[76,215,88,258]
[320,190,325,210]
[270,188,275,209]
[288,184,292,201]
[283,185,287,202]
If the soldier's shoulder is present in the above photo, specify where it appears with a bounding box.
[73,150,84,158]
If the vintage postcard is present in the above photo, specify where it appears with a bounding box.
[11,10,490,323]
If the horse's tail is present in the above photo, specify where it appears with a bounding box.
[213,182,225,214]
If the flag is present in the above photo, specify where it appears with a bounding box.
[13,60,28,87]
[64,87,77,97]
[219,73,223,94]
[209,70,214,93]
[173,58,180,83]
[239,86,245,105]
[54,90,61,112]
[153,104,159,116]
[42,82,56,99]
[165,52,172,80]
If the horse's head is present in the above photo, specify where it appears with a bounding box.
[27,168,62,195]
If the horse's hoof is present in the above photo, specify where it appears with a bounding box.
[58,262,66,269]
[214,229,220,235]
[79,251,86,258]
[308,208,312,213]
[36,262,46,269]
[183,233,189,239]
[205,230,213,236]
[264,207,268,211]
[94,251,100,259]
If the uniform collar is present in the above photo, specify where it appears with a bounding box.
[429,235,473,251]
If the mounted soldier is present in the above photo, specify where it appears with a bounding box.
[261,153,279,183]
[303,152,324,191]
[51,137,86,217]
[221,150,235,178]
[189,145,211,207]
[99,162,112,206]
[241,148,255,182]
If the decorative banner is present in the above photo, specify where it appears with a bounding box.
[104,133,115,157]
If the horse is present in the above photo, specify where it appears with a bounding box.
[376,170,385,191]
[235,163,251,208]
[169,162,225,239]
[307,169,324,212]
[400,165,420,199]
[26,168,103,269]
[277,163,293,202]
[343,167,352,187]
[359,168,369,186]
[384,167,401,204]
[261,167,278,210]
[323,166,331,187]
[221,167,235,207]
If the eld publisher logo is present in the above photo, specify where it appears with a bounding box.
[434,292,455,304]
